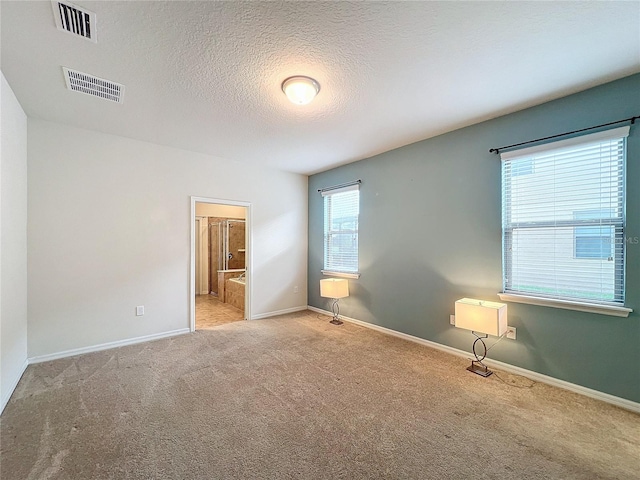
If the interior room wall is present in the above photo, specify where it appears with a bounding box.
[27,119,308,358]
[1,72,28,413]
[308,73,640,403]
[195,203,246,219]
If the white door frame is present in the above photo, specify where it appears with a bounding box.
[195,216,209,295]
[190,196,252,332]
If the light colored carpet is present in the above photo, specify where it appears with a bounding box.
[1,310,638,479]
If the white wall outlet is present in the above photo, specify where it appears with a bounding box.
[506,326,516,340]
[136,306,144,316]
[293,286,299,293]
[450,314,455,325]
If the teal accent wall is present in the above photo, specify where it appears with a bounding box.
[308,74,640,403]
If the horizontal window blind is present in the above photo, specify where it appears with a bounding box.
[322,184,359,274]
[501,126,628,305]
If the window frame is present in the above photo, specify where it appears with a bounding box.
[499,126,632,317]
[321,184,360,279]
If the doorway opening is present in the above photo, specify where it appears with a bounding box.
[190,197,251,331]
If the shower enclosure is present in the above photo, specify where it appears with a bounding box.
[209,219,246,295]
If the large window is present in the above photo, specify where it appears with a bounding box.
[322,184,359,276]
[501,126,628,306]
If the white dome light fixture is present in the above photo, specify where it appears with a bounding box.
[281,76,320,105]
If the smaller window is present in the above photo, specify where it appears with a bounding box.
[574,230,613,259]
[511,158,534,177]
[574,210,614,260]
[322,184,359,276]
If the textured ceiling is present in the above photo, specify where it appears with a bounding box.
[2,1,639,175]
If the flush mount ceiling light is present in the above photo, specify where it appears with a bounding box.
[281,76,320,105]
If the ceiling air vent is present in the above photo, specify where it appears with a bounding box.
[51,0,97,42]
[63,67,124,103]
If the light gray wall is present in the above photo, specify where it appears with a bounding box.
[308,73,640,403]
[27,119,308,358]
[1,72,28,412]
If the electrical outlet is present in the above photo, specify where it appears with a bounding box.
[136,306,144,316]
[450,314,455,325]
[293,286,299,293]
[506,326,516,340]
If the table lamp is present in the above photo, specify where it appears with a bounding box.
[320,279,349,325]
[454,298,508,377]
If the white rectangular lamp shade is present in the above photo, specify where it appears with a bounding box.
[455,298,507,337]
[320,278,349,299]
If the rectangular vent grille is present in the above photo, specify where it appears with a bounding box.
[63,68,124,103]
[51,1,97,42]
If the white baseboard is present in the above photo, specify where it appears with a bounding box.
[251,305,308,320]
[307,306,640,414]
[1,358,29,415]
[28,328,191,364]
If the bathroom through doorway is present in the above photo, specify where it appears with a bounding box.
[190,197,251,331]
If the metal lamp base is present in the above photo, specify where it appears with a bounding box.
[467,361,493,377]
[329,298,343,325]
[467,333,493,377]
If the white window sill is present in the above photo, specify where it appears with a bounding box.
[322,270,360,279]
[498,293,632,318]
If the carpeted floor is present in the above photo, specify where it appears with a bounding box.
[1,310,638,479]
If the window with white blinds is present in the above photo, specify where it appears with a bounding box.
[501,126,629,306]
[322,184,359,276]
